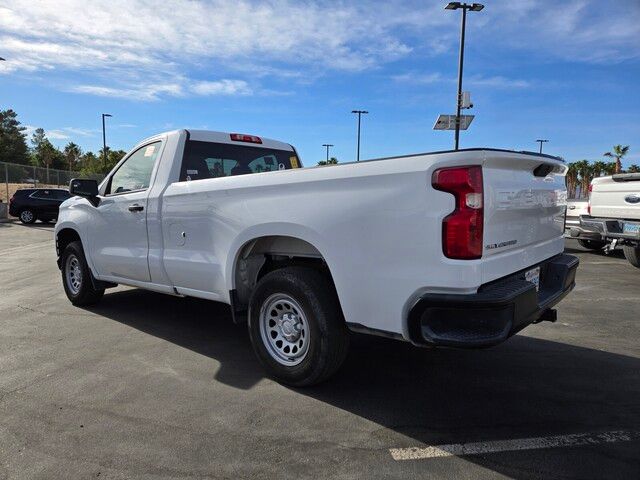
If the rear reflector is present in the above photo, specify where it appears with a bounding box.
[432,166,483,259]
[230,133,262,144]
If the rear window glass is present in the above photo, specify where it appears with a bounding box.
[51,190,71,200]
[180,140,300,182]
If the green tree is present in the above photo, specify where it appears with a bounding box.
[627,164,640,173]
[566,162,578,198]
[603,145,629,174]
[318,156,338,166]
[572,160,592,198]
[63,142,82,171]
[603,161,617,175]
[591,161,608,178]
[0,109,29,165]
[79,152,100,176]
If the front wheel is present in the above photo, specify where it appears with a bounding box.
[623,246,640,268]
[19,209,36,224]
[578,239,606,251]
[61,241,104,306]
[248,266,350,387]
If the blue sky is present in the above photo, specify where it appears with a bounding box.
[1,0,639,166]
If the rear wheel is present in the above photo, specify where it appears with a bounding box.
[19,209,36,224]
[61,241,104,306]
[578,239,606,251]
[623,245,640,268]
[248,266,349,386]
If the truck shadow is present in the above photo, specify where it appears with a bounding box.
[88,288,640,478]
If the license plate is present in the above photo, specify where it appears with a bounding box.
[525,267,541,291]
[623,222,640,235]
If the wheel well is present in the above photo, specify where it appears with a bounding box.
[232,236,336,317]
[56,228,81,260]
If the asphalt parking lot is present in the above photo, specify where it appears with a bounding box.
[0,221,638,480]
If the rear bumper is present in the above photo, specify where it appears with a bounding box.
[580,215,640,243]
[407,253,579,348]
[564,217,602,240]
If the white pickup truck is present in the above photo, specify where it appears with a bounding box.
[55,130,578,385]
[580,173,640,268]
[565,198,607,250]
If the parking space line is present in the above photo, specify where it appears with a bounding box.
[389,430,639,461]
[0,240,52,256]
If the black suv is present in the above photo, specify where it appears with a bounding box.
[9,188,72,224]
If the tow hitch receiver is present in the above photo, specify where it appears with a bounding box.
[534,308,557,324]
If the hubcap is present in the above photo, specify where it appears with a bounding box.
[21,210,33,222]
[65,254,82,295]
[259,293,310,366]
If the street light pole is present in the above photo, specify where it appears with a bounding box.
[322,144,334,163]
[351,110,368,162]
[101,113,112,171]
[445,2,484,150]
[536,139,549,154]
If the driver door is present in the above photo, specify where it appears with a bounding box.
[90,142,161,282]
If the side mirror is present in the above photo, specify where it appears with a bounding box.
[69,178,99,198]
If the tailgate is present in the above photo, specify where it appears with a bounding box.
[590,174,640,220]
[566,199,588,219]
[482,152,567,257]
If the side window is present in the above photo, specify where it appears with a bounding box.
[31,190,52,200]
[107,142,161,195]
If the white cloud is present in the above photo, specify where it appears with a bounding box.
[62,127,96,137]
[392,72,444,84]
[22,125,94,141]
[0,0,637,101]
[393,72,530,89]
[466,75,531,89]
[46,129,71,140]
[190,80,252,96]
[71,83,184,101]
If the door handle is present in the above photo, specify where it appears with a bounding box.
[128,204,144,212]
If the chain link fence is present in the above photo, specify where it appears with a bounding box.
[0,161,105,218]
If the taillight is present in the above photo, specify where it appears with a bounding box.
[230,133,262,144]
[587,183,593,215]
[432,166,483,259]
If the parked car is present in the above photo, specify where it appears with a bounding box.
[54,130,579,385]
[581,173,640,268]
[565,198,607,250]
[9,188,72,224]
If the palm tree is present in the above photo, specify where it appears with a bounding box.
[628,164,640,173]
[63,142,82,172]
[566,162,579,198]
[603,161,617,176]
[603,145,629,174]
[591,160,608,178]
[572,160,592,198]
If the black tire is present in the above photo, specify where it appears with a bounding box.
[578,239,606,251]
[623,246,640,268]
[61,241,104,306]
[248,266,350,387]
[19,209,36,224]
